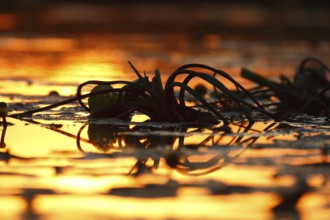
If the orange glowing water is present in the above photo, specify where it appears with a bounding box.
[0,34,329,220]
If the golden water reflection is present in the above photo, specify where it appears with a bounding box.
[0,113,329,219]
[0,35,329,219]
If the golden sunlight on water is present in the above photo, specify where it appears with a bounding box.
[0,196,25,219]
[0,33,329,220]
[0,37,75,52]
[30,193,277,220]
[1,35,329,95]
[0,111,329,219]
[4,118,89,157]
[0,80,76,97]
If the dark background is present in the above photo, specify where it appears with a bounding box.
[1,0,330,41]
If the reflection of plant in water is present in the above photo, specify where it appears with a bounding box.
[79,123,129,152]
[77,122,191,175]
[0,119,326,219]
[0,102,8,148]
[163,121,278,176]
[77,122,181,153]
[77,121,278,176]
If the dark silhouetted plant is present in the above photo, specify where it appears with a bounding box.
[9,58,329,125]
[241,57,330,117]
[75,62,281,126]
[76,62,222,124]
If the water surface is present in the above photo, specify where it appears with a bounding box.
[0,34,329,220]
